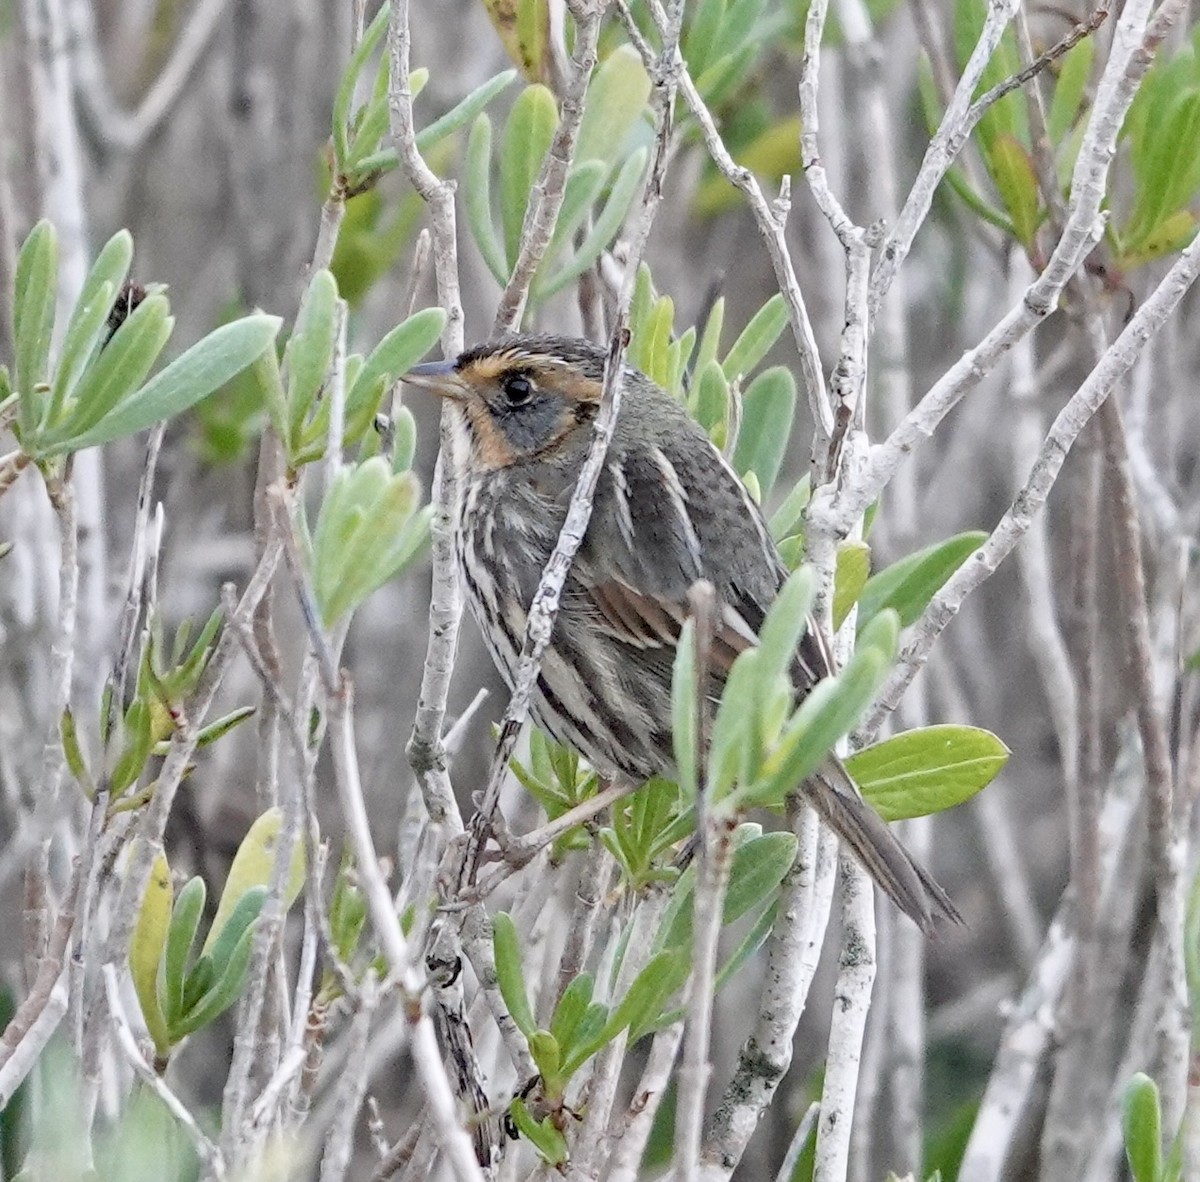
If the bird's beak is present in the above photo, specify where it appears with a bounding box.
[401,359,467,401]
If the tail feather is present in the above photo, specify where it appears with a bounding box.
[803,756,963,934]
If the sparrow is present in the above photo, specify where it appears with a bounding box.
[403,334,960,932]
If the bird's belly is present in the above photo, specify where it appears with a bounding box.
[455,501,664,784]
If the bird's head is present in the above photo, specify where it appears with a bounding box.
[402,335,610,470]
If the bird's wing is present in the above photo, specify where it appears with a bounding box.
[572,429,829,688]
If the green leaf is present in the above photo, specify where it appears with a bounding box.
[1047,38,1094,145]
[48,230,134,423]
[285,270,338,451]
[833,541,871,630]
[1116,210,1198,270]
[465,115,508,284]
[708,650,763,796]
[550,973,594,1053]
[846,725,1009,821]
[686,0,729,77]
[492,912,537,1038]
[575,45,651,167]
[160,876,206,1027]
[732,365,795,495]
[172,920,257,1037]
[529,1029,562,1085]
[755,566,816,692]
[50,314,282,453]
[768,475,811,541]
[416,69,519,153]
[331,3,389,170]
[546,160,607,262]
[346,307,446,426]
[535,147,647,298]
[500,84,560,269]
[1122,1072,1163,1182]
[42,293,173,449]
[723,831,798,923]
[344,60,393,177]
[482,0,551,82]
[744,612,900,808]
[128,848,173,1056]
[13,220,57,437]
[390,404,418,472]
[203,886,267,978]
[857,531,986,629]
[655,827,795,955]
[508,1099,569,1166]
[649,900,779,1036]
[695,297,725,374]
[60,708,93,794]
[690,359,730,443]
[192,705,256,751]
[642,296,675,387]
[109,698,156,799]
[313,462,429,625]
[987,134,1041,249]
[562,950,682,1074]
[204,807,303,955]
[722,294,787,382]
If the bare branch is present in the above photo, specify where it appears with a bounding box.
[857,222,1200,740]
[388,0,468,840]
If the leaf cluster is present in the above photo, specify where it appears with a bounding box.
[5,223,279,465]
[626,269,797,498]
[465,48,651,304]
[128,810,304,1061]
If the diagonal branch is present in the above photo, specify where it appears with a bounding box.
[855,224,1200,742]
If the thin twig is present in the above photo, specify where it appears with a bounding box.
[603,1022,686,1182]
[319,977,380,1182]
[103,965,226,1177]
[389,0,468,839]
[676,589,727,1182]
[819,0,1189,540]
[776,1103,821,1182]
[1099,394,1189,1131]
[69,0,233,151]
[703,806,835,1176]
[327,674,486,1182]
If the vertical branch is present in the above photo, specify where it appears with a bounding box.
[388,0,468,837]
[326,677,486,1182]
[704,805,835,1176]
[813,857,877,1182]
[630,0,833,452]
[1099,395,1190,1132]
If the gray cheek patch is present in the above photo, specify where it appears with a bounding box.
[490,394,566,455]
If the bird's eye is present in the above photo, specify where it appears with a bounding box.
[501,372,534,406]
